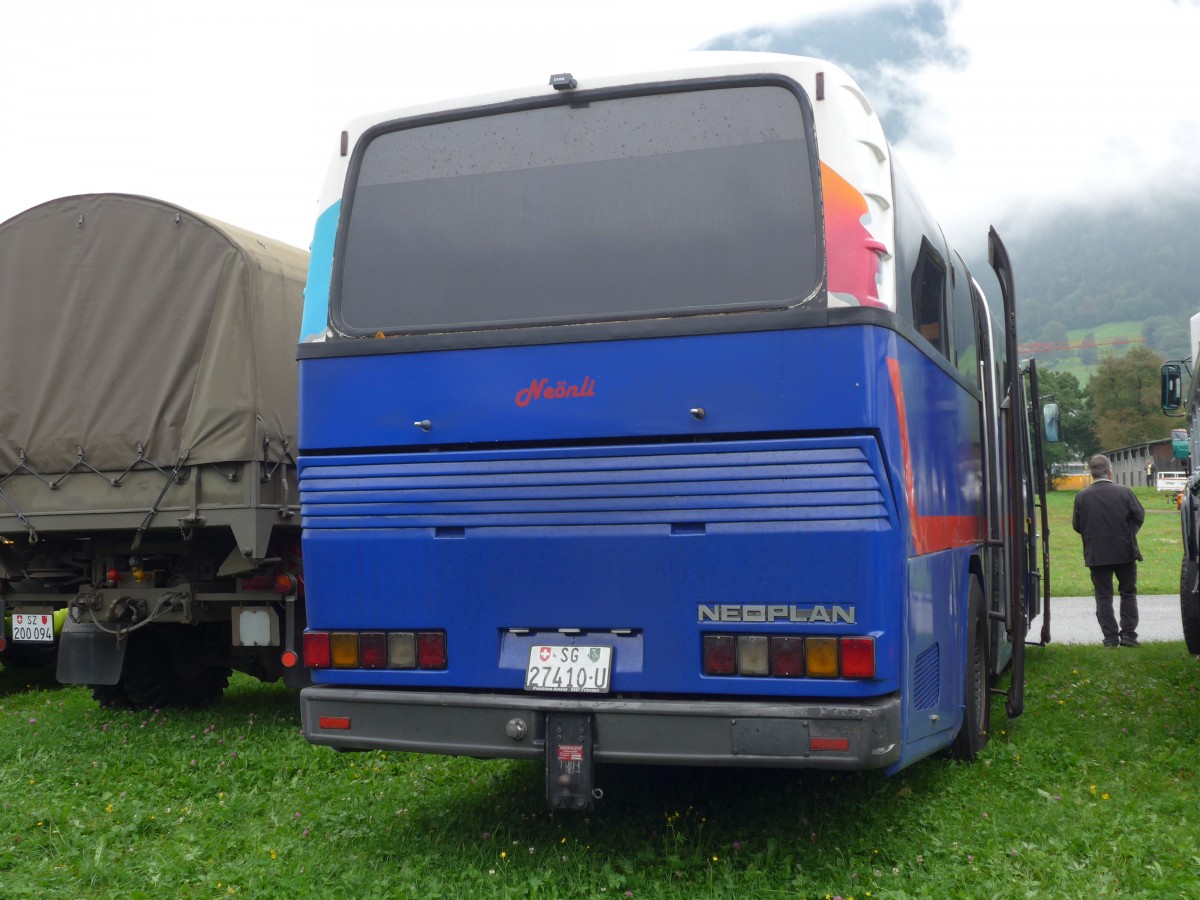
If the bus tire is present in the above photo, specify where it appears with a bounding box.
[951,577,990,761]
[1181,557,1200,655]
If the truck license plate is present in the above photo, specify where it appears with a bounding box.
[525,645,612,693]
[12,613,55,643]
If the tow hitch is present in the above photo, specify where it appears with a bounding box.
[545,713,600,811]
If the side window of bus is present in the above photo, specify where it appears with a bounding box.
[911,238,948,357]
[951,255,980,389]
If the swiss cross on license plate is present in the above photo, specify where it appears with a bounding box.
[524,645,612,693]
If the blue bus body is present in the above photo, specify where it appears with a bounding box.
[296,54,1045,807]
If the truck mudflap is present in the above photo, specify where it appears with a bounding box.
[300,687,902,773]
[56,617,125,686]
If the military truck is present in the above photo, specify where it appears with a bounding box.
[1161,311,1200,654]
[0,194,308,706]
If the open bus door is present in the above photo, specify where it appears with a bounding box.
[1030,362,1054,647]
[988,227,1049,720]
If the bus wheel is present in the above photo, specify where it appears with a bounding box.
[1181,558,1200,655]
[951,578,990,761]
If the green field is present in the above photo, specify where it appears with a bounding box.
[1030,319,1148,382]
[1046,486,1181,597]
[3,645,1198,898]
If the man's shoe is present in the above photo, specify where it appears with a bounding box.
[1119,638,1141,648]
[1103,641,1120,648]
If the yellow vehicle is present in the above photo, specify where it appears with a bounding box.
[1052,461,1091,490]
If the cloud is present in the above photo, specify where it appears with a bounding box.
[708,0,1200,246]
[704,0,964,142]
[899,0,1200,240]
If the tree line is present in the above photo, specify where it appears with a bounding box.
[1038,346,1180,487]
[956,188,1200,350]
[1005,191,1200,341]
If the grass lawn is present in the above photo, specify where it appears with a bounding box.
[3,641,1199,897]
[1047,486,1181,597]
[1033,319,1147,382]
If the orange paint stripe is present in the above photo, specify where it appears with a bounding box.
[886,358,984,556]
[886,358,924,554]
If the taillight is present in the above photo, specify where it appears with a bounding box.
[736,635,769,676]
[359,632,388,669]
[805,637,839,678]
[388,632,417,668]
[769,636,805,676]
[331,632,358,668]
[302,630,447,671]
[702,634,736,675]
[302,632,331,668]
[840,637,876,678]
[417,631,448,669]
[702,633,875,679]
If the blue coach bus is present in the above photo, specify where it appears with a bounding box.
[296,53,1049,810]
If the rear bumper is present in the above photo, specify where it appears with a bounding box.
[300,687,902,769]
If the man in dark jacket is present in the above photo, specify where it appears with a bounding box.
[1072,454,1146,647]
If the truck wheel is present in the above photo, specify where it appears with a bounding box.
[89,683,131,709]
[117,629,231,709]
[951,577,990,761]
[1182,558,1200,655]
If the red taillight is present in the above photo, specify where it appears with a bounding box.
[318,715,351,730]
[274,573,299,595]
[303,632,330,668]
[840,637,876,679]
[769,636,805,677]
[359,632,388,669]
[417,631,447,669]
[280,649,299,669]
[702,634,736,675]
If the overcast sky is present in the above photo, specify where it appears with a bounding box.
[3,0,1198,251]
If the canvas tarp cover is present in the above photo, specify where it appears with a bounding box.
[0,193,308,473]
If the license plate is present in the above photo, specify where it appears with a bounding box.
[12,613,55,643]
[525,645,612,693]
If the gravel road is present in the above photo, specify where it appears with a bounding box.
[1036,594,1182,645]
